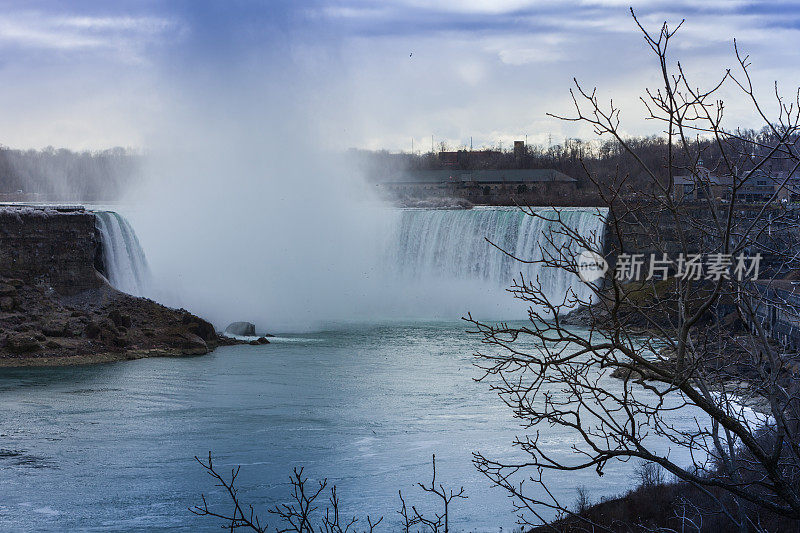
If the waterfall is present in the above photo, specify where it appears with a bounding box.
[90,205,605,323]
[95,211,152,297]
[389,206,607,308]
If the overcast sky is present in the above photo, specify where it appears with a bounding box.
[1,0,799,151]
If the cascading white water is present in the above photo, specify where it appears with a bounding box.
[111,204,605,326]
[389,206,607,308]
[95,211,152,297]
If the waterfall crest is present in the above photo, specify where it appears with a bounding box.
[95,211,152,297]
[96,206,606,325]
[390,206,607,307]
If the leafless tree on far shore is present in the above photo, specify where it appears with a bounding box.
[467,10,800,532]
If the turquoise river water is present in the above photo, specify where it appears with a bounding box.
[0,321,702,532]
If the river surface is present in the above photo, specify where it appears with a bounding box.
[0,321,695,532]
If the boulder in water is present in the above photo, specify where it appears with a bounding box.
[225,322,256,336]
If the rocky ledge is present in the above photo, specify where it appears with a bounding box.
[0,206,231,367]
[0,275,227,367]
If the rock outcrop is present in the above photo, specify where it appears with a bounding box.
[0,273,223,366]
[0,206,226,366]
[224,321,256,336]
[0,207,103,295]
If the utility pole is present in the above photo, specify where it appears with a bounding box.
[431,135,434,154]
[411,138,414,154]
[470,136,473,151]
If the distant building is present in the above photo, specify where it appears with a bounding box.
[753,280,800,350]
[438,151,460,167]
[670,165,800,204]
[514,141,525,158]
[379,168,577,200]
[438,140,529,169]
[766,170,800,204]
[438,149,501,168]
[738,169,783,203]
[670,164,732,202]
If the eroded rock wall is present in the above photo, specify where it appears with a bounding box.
[0,207,227,365]
[0,207,102,295]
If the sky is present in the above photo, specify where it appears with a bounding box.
[1,0,800,151]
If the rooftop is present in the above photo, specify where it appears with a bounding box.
[386,169,576,184]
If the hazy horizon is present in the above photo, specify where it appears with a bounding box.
[0,1,798,152]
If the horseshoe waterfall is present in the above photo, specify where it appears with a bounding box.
[389,206,607,306]
[92,206,606,317]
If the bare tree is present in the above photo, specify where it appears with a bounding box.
[192,453,464,532]
[634,461,665,489]
[672,497,704,533]
[396,454,466,533]
[191,452,382,532]
[574,486,591,515]
[467,10,800,532]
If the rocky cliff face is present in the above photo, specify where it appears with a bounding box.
[0,206,227,366]
[0,207,103,295]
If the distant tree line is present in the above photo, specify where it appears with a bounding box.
[3,128,796,203]
[352,126,799,194]
[0,146,141,201]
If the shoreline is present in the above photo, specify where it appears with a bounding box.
[0,347,213,368]
[0,274,234,368]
